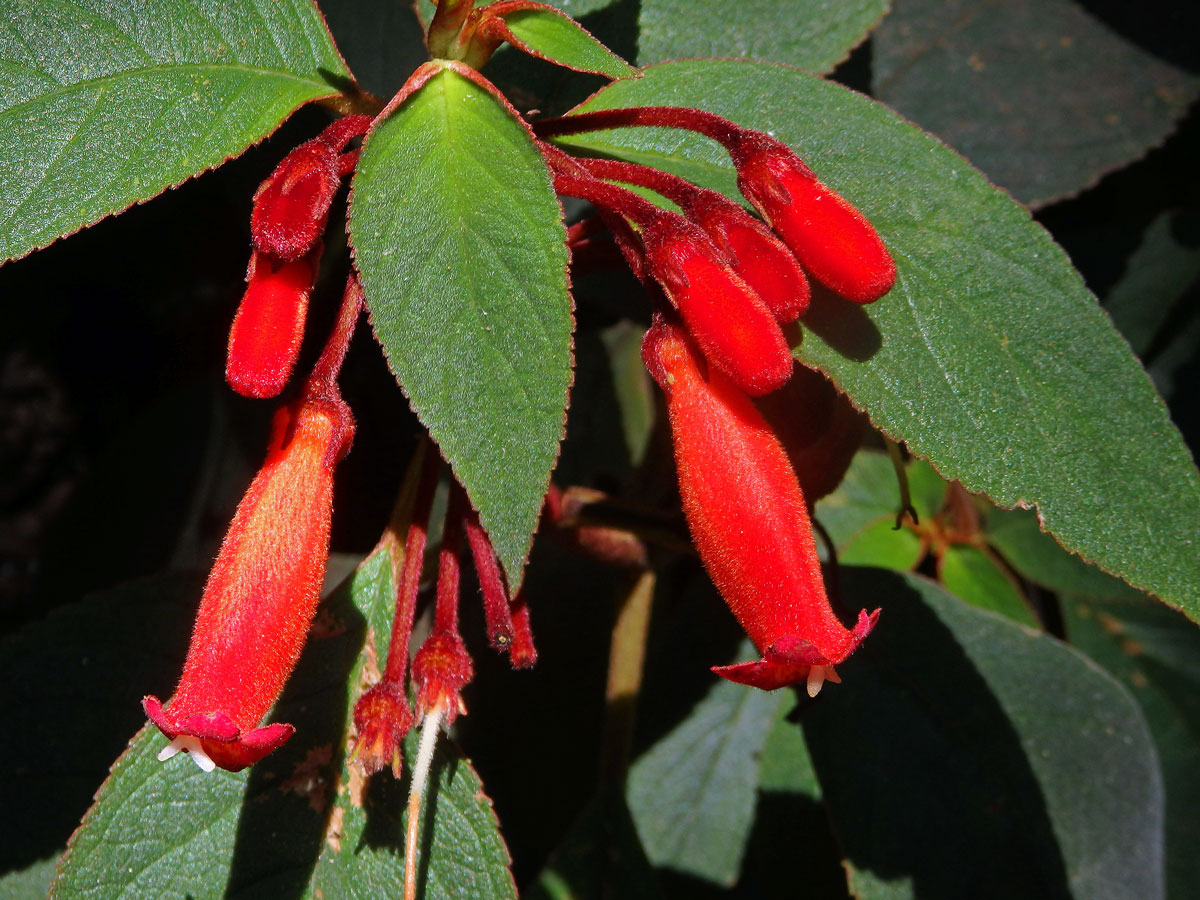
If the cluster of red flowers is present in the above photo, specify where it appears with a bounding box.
[535,105,893,696]
[143,98,895,774]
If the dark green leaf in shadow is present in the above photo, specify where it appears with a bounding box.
[556,60,1200,617]
[349,65,572,587]
[0,855,59,900]
[872,0,1200,207]
[625,657,782,886]
[1104,212,1200,359]
[1065,595,1200,900]
[526,789,663,900]
[804,568,1163,900]
[637,0,888,74]
[0,0,354,264]
[938,543,1038,627]
[49,551,515,899]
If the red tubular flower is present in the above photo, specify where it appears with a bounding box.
[226,251,315,399]
[728,132,896,304]
[144,281,361,772]
[642,316,878,694]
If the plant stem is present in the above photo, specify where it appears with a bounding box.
[600,569,655,784]
[404,703,446,900]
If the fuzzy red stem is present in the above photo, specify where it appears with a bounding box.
[378,442,443,689]
[464,510,515,651]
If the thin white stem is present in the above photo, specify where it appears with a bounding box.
[404,703,445,900]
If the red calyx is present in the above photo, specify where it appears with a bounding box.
[642,317,879,693]
[226,251,315,399]
[729,133,896,304]
[251,139,341,263]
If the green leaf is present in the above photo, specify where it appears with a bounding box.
[625,656,782,886]
[556,59,1200,617]
[938,543,1037,627]
[0,855,58,900]
[815,449,942,570]
[1065,596,1200,900]
[526,790,663,900]
[637,0,888,74]
[0,0,353,265]
[805,568,1163,900]
[500,6,637,79]
[871,0,1200,207]
[50,552,516,900]
[349,65,572,586]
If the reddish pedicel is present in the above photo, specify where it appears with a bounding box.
[143,390,354,772]
[226,252,314,399]
[250,139,341,262]
[730,133,896,304]
[642,318,877,694]
[643,221,793,397]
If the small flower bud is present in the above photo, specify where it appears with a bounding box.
[226,251,315,399]
[643,220,793,397]
[731,134,896,304]
[643,317,877,693]
[250,138,340,262]
[686,191,811,322]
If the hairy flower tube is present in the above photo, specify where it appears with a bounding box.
[226,251,315,399]
[642,316,878,695]
[144,283,361,772]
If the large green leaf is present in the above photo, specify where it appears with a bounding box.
[871,0,1200,207]
[803,568,1163,899]
[349,65,572,587]
[0,0,353,265]
[637,0,888,74]
[1065,596,1200,900]
[555,59,1200,617]
[50,551,516,900]
[625,657,782,886]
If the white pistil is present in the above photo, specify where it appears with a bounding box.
[405,703,445,900]
[157,735,216,773]
[806,666,827,698]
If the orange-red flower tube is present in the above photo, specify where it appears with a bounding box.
[642,316,877,694]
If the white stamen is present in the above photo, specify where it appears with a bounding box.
[157,735,217,773]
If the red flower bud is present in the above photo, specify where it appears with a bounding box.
[226,251,314,399]
[643,317,877,694]
[731,134,896,304]
[250,138,340,262]
[143,392,354,771]
[686,192,811,323]
[643,221,793,397]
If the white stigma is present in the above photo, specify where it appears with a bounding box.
[157,735,217,773]
[806,666,827,698]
